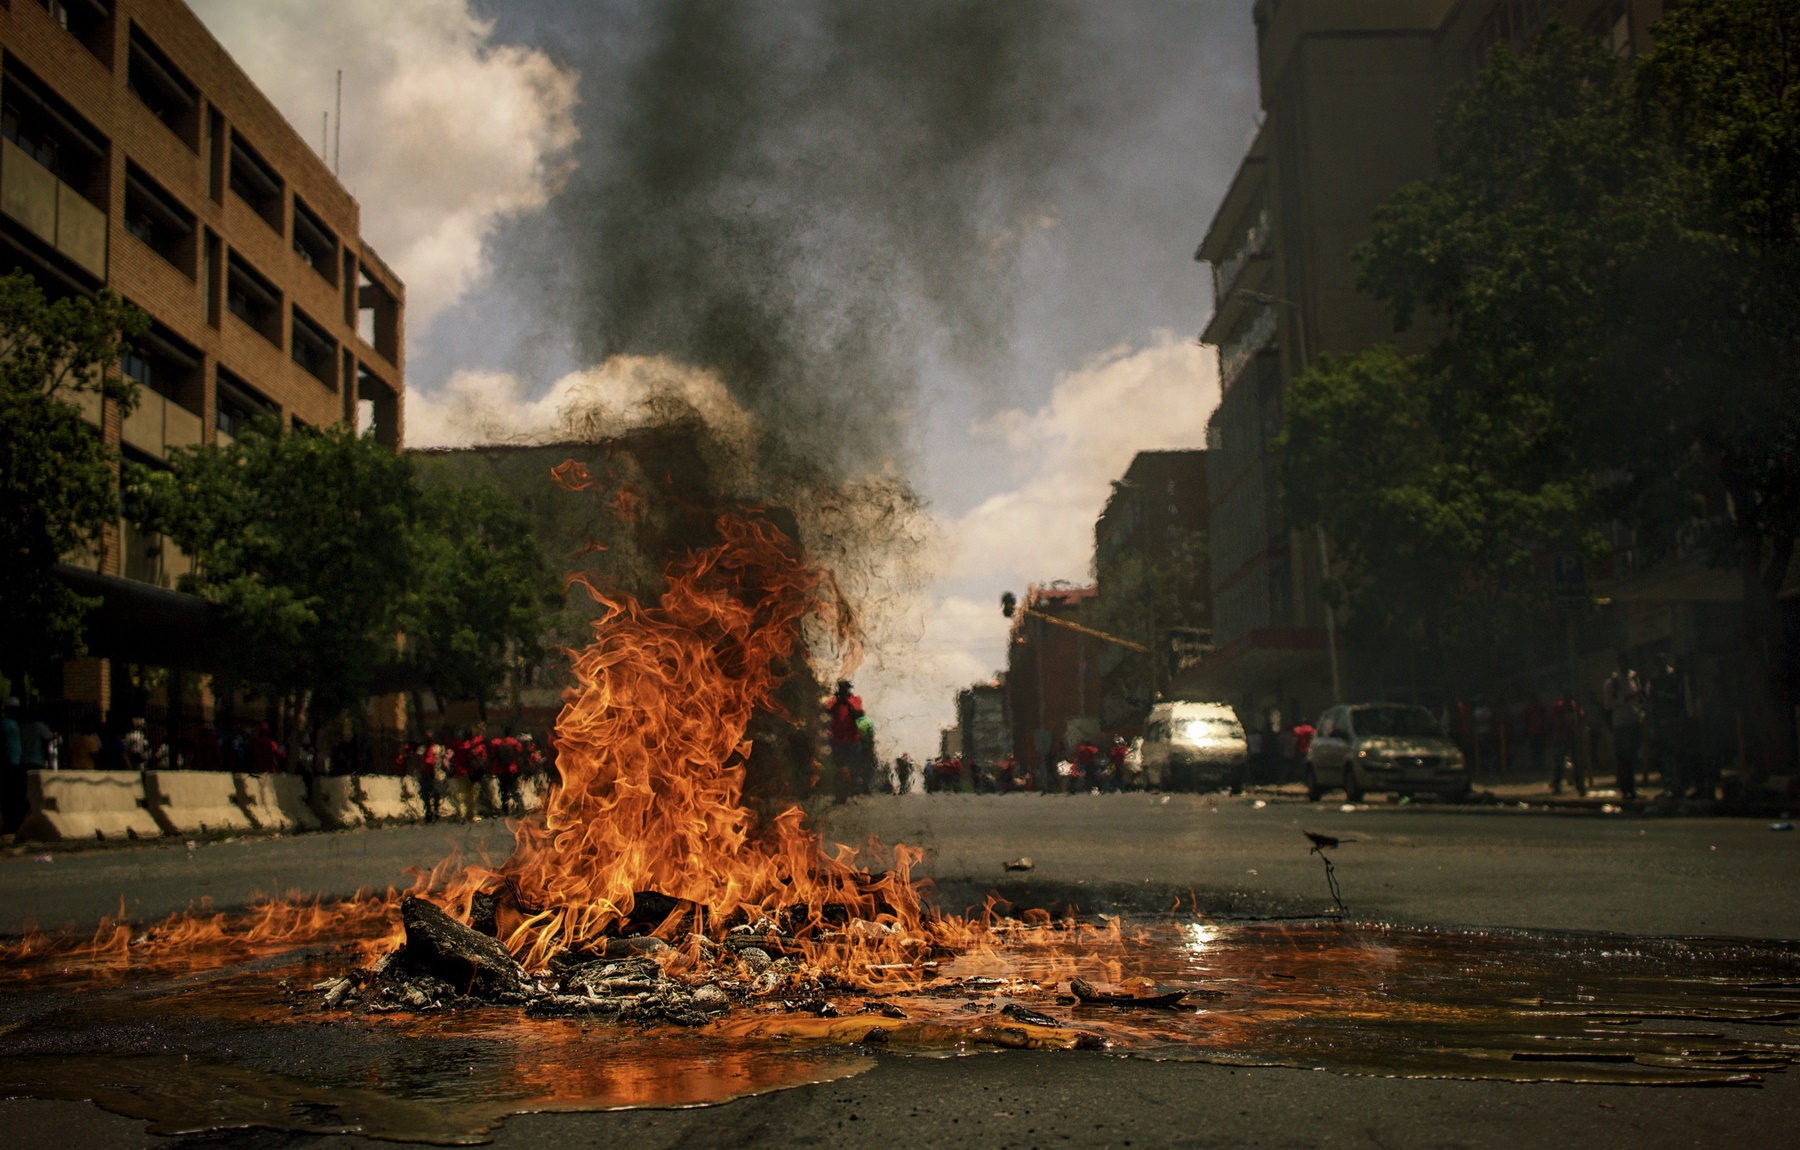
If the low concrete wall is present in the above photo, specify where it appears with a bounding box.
[18,770,556,842]
[311,776,366,829]
[144,770,256,835]
[358,775,423,823]
[235,773,322,832]
[18,770,163,842]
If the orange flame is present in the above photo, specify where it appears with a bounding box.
[478,513,954,982]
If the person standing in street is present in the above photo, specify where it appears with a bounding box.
[825,681,863,804]
[492,726,524,816]
[1550,693,1585,795]
[1602,658,1645,800]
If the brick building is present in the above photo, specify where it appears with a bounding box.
[1,0,405,729]
[1003,583,1103,788]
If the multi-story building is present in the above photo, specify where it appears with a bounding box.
[1092,449,1211,731]
[954,681,1009,778]
[1187,0,1669,731]
[1003,583,1102,786]
[2,0,405,729]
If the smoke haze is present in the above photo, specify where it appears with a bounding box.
[501,0,1090,479]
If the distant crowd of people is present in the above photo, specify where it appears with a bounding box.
[395,728,551,822]
[0,693,555,830]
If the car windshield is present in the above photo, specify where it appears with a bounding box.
[1181,718,1242,741]
[1350,706,1442,739]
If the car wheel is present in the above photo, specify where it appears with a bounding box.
[1447,780,1471,803]
[1343,766,1365,803]
[1306,769,1324,802]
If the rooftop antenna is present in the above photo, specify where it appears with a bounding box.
[334,70,342,177]
[321,112,328,160]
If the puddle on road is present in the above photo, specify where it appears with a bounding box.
[2,920,1798,1143]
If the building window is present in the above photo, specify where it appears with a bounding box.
[123,162,196,274]
[1,67,108,203]
[225,251,282,346]
[39,0,113,64]
[121,325,201,410]
[228,131,284,232]
[356,267,400,361]
[292,196,338,284]
[215,367,276,439]
[290,305,337,387]
[127,23,200,149]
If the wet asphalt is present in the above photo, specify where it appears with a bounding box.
[4,791,1799,1148]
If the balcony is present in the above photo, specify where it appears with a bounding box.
[1211,207,1272,301]
[0,137,106,278]
[121,387,203,461]
[1216,305,1277,392]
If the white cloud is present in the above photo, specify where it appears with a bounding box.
[404,355,756,450]
[952,333,1218,593]
[870,334,1220,759]
[190,0,578,329]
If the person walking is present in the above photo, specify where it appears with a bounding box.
[1549,693,1585,796]
[1602,658,1645,800]
[249,722,285,774]
[1108,737,1129,793]
[450,729,480,822]
[825,681,863,804]
[492,726,524,816]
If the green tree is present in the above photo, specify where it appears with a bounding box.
[1279,346,1591,694]
[0,272,148,676]
[133,419,418,738]
[1287,4,1799,766]
[403,480,558,724]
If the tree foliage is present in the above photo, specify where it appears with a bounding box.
[403,479,558,717]
[0,272,147,671]
[133,419,419,725]
[132,422,559,734]
[1280,2,1800,761]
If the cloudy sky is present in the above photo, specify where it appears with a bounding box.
[190,0,1260,758]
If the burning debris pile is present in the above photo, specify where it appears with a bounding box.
[325,894,920,1030]
[307,506,1004,1027]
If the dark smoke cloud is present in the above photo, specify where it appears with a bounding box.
[521,0,1089,479]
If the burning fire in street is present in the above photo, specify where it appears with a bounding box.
[5,470,1800,1145]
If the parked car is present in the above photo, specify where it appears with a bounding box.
[1306,703,1469,802]
[1140,701,1247,792]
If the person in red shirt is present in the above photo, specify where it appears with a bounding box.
[249,722,286,775]
[491,727,524,816]
[1076,740,1101,792]
[1108,737,1129,792]
[449,730,481,822]
[1291,720,1316,762]
[825,681,863,804]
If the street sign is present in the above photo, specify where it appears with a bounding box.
[1551,552,1586,602]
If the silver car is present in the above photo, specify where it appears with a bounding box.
[1306,703,1469,802]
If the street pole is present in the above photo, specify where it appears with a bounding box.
[1316,524,1341,704]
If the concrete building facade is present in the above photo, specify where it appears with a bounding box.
[1186,0,1671,732]
[1092,449,1211,732]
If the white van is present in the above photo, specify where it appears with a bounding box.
[1139,701,1247,792]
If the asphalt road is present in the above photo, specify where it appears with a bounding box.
[4,793,1798,1149]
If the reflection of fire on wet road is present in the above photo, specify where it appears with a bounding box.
[3,502,1799,1141]
[3,920,1800,1141]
